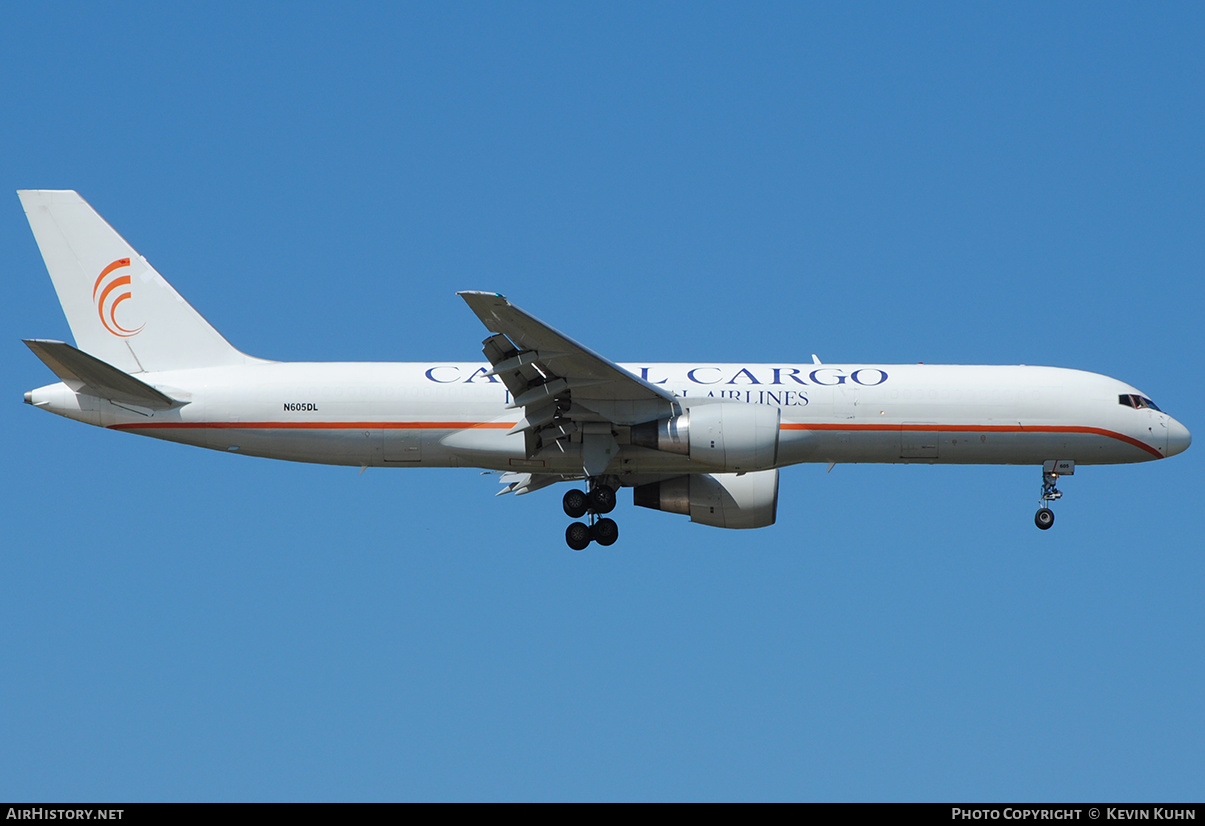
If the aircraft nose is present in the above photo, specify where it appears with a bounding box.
[1166,417,1191,457]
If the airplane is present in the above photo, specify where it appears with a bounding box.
[20,190,1191,549]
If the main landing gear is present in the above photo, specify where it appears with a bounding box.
[563,480,619,550]
[1034,460,1073,530]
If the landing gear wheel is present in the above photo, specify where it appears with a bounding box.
[1035,464,1066,530]
[562,489,588,519]
[566,521,592,550]
[588,484,616,514]
[592,517,619,546]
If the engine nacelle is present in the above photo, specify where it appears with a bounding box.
[630,402,780,471]
[633,469,779,529]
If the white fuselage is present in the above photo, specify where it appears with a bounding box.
[17,190,1191,540]
[27,360,1188,482]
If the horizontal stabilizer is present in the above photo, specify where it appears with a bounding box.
[24,339,180,409]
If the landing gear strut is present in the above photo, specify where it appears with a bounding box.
[1034,460,1073,531]
[563,479,620,550]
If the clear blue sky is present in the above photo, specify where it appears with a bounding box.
[2,2,1202,802]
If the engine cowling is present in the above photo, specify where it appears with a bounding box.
[630,402,780,471]
[633,469,779,529]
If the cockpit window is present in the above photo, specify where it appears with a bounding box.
[1119,394,1162,412]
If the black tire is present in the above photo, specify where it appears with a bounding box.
[562,489,588,519]
[1035,508,1055,530]
[588,484,617,514]
[592,517,619,547]
[566,521,592,550]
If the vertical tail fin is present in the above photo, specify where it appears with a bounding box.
[19,190,249,373]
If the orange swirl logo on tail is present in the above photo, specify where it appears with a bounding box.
[93,258,144,337]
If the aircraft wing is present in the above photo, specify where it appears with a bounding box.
[458,292,677,416]
[459,292,679,469]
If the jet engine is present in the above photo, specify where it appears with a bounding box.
[630,402,780,471]
[633,469,779,529]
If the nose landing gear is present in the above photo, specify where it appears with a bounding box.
[563,480,619,550]
[1034,460,1073,530]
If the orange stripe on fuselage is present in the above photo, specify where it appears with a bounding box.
[779,422,1162,458]
[108,421,516,431]
[107,420,1161,458]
